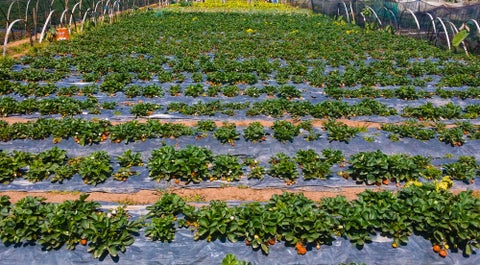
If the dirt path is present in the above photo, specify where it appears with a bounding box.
[0,187,374,204]
[0,116,392,129]
[0,186,477,204]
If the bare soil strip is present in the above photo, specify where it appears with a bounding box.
[0,186,474,204]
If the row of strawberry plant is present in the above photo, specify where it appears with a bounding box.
[3,117,480,146]
[2,182,478,260]
[145,183,480,258]
[2,96,480,121]
[0,96,107,117]
[381,120,480,146]
[0,147,143,185]
[325,85,480,100]
[166,98,397,118]
[2,145,477,186]
[4,80,480,103]
[147,145,344,184]
[0,194,141,259]
[340,150,478,184]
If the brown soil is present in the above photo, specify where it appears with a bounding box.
[0,187,371,204]
[0,116,385,128]
[0,186,474,205]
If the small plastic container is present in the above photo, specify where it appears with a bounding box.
[56,27,70,41]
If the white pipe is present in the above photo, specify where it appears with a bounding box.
[81,8,92,31]
[406,8,420,30]
[39,10,56,43]
[3,19,25,57]
[436,17,451,50]
[70,2,82,26]
[365,6,382,26]
[383,6,397,30]
[60,8,70,25]
[426,12,436,35]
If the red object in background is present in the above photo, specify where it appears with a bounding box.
[56,27,70,41]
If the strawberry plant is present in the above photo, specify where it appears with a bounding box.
[142,84,164,98]
[323,119,362,143]
[277,85,301,100]
[191,200,237,242]
[387,154,428,183]
[443,156,479,183]
[243,86,262,98]
[221,254,252,265]
[196,120,217,132]
[437,126,465,147]
[148,145,213,183]
[211,154,243,182]
[214,122,240,146]
[78,151,112,186]
[83,206,141,259]
[184,84,205,97]
[381,120,436,141]
[0,151,22,184]
[222,85,240,97]
[271,120,299,143]
[243,122,267,143]
[294,149,332,180]
[268,153,298,184]
[130,102,160,117]
[117,150,144,168]
[144,193,190,243]
[347,150,389,185]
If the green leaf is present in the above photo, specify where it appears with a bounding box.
[260,243,269,254]
[108,246,118,257]
[452,29,469,47]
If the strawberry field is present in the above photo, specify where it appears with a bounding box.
[0,1,480,264]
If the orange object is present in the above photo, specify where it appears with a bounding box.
[56,27,70,41]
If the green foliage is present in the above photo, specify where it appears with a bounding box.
[271,120,299,143]
[78,151,112,186]
[211,154,243,181]
[268,153,298,184]
[214,122,240,146]
[243,122,267,143]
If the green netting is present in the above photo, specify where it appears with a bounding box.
[0,0,155,43]
[287,0,480,53]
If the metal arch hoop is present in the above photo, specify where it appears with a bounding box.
[383,6,398,30]
[364,5,382,26]
[38,9,56,43]
[406,8,420,31]
[3,18,26,57]
[436,17,451,50]
[466,19,480,33]
[81,8,92,31]
[340,1,350,23]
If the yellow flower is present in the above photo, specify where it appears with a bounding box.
[246,28,255,33]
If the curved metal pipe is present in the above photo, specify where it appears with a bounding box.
[39,10,56,43]
[406,8,420,30]
[3,19,25,57]
[425,12,436,35]
[467,19,480,33]
[436,17,451,50]
[383,6,398,30]
[70,2,82,26]
[60,8,70,25]
[341,1,350,23]
[81,8,92,31]
[365,6,382,26]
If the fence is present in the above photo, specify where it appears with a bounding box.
[288,0,480,54]
[1,0,158,56]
